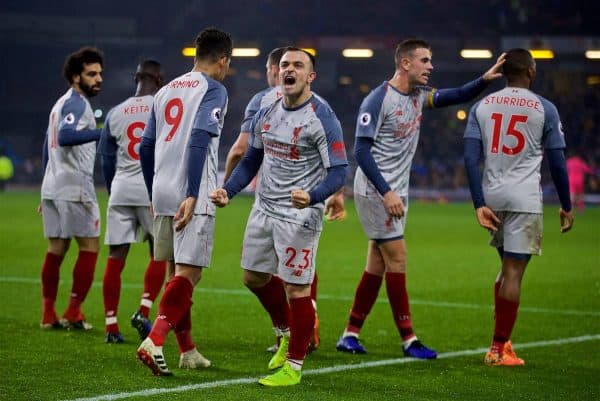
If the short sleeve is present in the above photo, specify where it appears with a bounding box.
[191,81,228,137]
[355,85,386,139]
[463,102,483,140]
[540,98,566,150]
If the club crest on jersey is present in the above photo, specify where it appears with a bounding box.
[359,112,371,126]
[63,113,75,125]
[211,108,222,122]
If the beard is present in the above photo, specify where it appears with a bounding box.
[79,81,101,98]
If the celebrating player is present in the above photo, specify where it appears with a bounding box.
[224,46,323,353]
[335,39,505,358]
[136,28,232,376]
[99,60,167,343]
[463,48,573,366]
[39,47,103,330]
[211,47,348,386]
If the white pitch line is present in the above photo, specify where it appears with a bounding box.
[2,275,599,316]
[62,334,600,401]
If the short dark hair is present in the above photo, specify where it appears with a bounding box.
[281,46,316,70]
[63,46,103,84]
[195,28,233,63]
[394,39,431,66]
[267,47,287,67]
[503,48,534,80]
[135,59,162,83]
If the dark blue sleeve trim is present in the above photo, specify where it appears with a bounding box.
[101,154,116,193]
[186,129,211,198]
[99,126,117,193]
[464,137,485,208]
[57,127,101,146]
[546,148,572,212]
[433,77,487,108]
[42,136,48,172]
[139,135,156,201]
[354,136,391,195]
[223,146,264,199]
[308,165,347,205]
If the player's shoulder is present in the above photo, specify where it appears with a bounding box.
[532,92,559,115]
[310,95,341,132]
[203,73,228,95]
[61,89,89,114]
[360,82,389,107]
[247,86,273,106]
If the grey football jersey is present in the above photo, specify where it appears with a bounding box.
[354,82,432,196]
[104,95,153,206]
[464,87,566,213]
[249,96,348,231]
[41,89,98,202]
[240,86,283,132]
[240,87,328,132]
[144,71,228,216]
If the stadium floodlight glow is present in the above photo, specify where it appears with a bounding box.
[456,109,467,120]
[342,49,374,58]
[182,47,261,57]
[585,50,600,59]
[182,47,195,57]
[529,50,554,59]
[302,48,317,56]
[232,48,260,57]
[460,49,493,59]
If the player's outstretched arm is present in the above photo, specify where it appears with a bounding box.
[430,53,506,108]
[481,52,506,82]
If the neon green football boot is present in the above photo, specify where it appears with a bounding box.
[258,363,301,387]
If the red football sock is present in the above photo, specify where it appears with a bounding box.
[41,252,64,322]
[385,272,414,341]
[493,280,501,320]
[64,250,98,320]
[310,272,318,302]
[174,309,195,353]
[148,276,193,346]
[493,295,519,344]
[140,259,167,317]
[249,275,289,329]
[287,296,315,361]
[102,257,125,333]
[346,271,383,334]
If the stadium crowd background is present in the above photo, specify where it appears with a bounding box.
[1,0,598,200]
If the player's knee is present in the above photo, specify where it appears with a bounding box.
[109,244,129,260]
[242,270,270,289]
[48,238,69,257]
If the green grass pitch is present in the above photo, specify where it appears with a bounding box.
[0,190,598,400]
